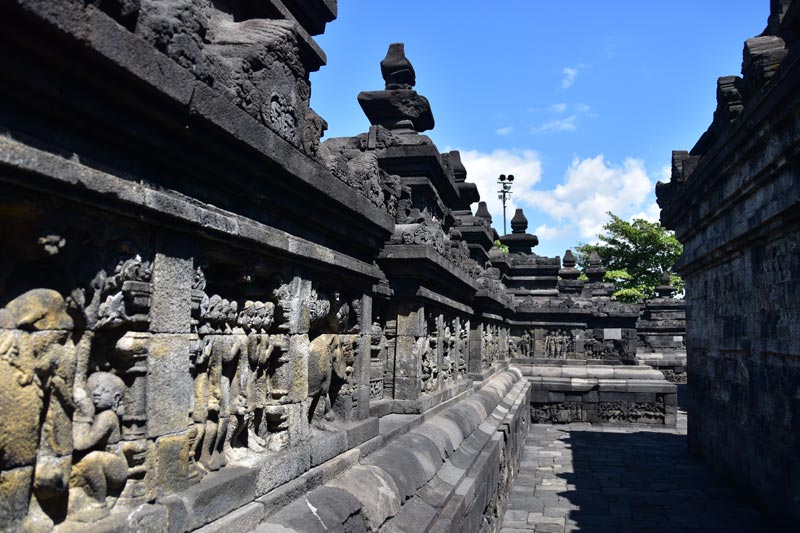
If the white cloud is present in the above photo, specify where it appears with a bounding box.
[631,201,661,223]
[495,126,514,136]
[533,224,566,241]
[560,64,591,90]
[532,115,577,133]
[658,164,671,181]
[457,149,543,233]
[561,67,579,89]
[519,155,656,241]
[529,102,594,133]
[452,150,660,256]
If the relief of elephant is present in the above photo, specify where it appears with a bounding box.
[307,333,350,425]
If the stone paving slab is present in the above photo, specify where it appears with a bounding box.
[500,406,782,532]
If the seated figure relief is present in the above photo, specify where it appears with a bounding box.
[69,372,129,522]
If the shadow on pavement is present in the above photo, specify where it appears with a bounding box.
[558,428,782,532]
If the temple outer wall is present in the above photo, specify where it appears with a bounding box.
[658,2,800,525]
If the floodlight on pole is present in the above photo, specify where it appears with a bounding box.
[497,174,514,235]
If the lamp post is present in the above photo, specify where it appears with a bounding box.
[497,174,514,235]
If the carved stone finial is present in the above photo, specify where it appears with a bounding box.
[357,43,434,132]
[510,209,528,234]
[563,249,577,268]
[585,251,606,282]
[656,271,677,298]
[449,151,467,183]
[381,43,416,89]
[475,201,492,223]
[558,250,581,281]
[499,209,538,254]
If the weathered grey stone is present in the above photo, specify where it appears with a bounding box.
[328,465,401,530]
[309,429,348,467]
[381,496,438,533]
[147,334,193,438]
[150,248,193,334]
[0,0,738,530]
[164,466,259,531]
[255,444,312,497]
[265,486,365,532]
[363,444,428,501]
[658,3,800,526]
[126,504,169,533]
[194,502,265,533]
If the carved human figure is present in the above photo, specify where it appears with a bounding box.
[418,336,434,392]
[561,330,571,358]
[554,330,563,358]
[226,301,275,458]
[192,336,224,472]
[520,331,531,357]
[69,372,128,522]
[442,324,453,381]
[219,334,245,463]
[457,322,468,377]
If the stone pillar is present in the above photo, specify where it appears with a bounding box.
[147,233,194,493]
[468,321,484,376]
[274,275,311,446]
[393,301,423,400]
[434,312,445,388]
[114,331,151,502]
[355,292,373,419]
[498,326,508,362]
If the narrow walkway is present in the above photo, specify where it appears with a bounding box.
[501,395,776,532]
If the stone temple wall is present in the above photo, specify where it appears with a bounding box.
[635,275,687,383]
[0,1,684,532]
[657,0,800,526]
[0,1,529,531]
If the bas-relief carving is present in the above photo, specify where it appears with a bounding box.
[308,333,351,425]
[0,289,76,531]
[419,336,437,393]
[442,322,454,384]
[0,286,147,528]
[597,402,666,424]
[193,289,298,467]
[307,295,363,425]
[457,319,468,378]
[481,323,502,368]
[544,329,571,360]
[318,137,401,213]
[91,255,152,330]
[531,403,584,424]
[518,331,532,358]
[268,94,298,145]
[585,329,635,362]
[368,322,387,400]
[69,372,128,522]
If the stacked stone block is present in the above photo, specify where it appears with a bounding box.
[657,0,800,526]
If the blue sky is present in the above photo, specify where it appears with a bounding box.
[310,1,768,258]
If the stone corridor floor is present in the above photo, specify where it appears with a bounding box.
[501,393,779,532]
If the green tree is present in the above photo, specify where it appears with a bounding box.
[493,240,509,253]
[575,213,683,302]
